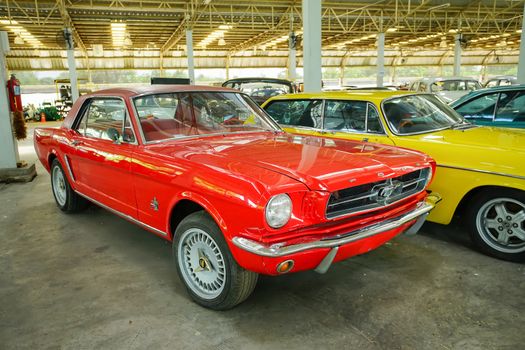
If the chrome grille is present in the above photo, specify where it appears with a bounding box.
[326,168,430,219]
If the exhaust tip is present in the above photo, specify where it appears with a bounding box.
[276,260,294,274]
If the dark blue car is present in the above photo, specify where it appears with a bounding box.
[450,84,525,129]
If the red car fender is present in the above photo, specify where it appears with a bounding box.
[165,191,231,241]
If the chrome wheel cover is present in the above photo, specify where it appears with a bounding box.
[52,166,67,207]
[476,197,525,254]
[177,228,226,300]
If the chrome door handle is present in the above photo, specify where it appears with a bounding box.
[71,140,82,146]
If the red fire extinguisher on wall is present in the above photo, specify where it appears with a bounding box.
[7,74,27,140]
[7,74,23,112]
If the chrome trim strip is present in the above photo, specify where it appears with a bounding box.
[63,155,76,182]
[75,191,168,236]
[232,198,438,257]
[437,164,525,181]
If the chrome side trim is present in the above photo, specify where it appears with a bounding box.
[232,196,439,258]
[437,164,525,181]
[63,155,76,182]
[75,191,168,236]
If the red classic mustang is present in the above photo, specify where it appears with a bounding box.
[34,85,440,310]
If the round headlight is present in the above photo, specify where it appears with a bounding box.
[265,194,292,229]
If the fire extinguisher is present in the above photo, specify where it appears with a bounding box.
[7,74,23,112]
[7,74,27,139]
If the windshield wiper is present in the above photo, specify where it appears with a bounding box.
[450,120,473,129]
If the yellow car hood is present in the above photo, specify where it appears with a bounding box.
[399,126,525,177]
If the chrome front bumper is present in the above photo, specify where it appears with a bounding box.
[232,194,441,259]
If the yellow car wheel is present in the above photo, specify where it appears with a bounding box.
[466,189,525,262]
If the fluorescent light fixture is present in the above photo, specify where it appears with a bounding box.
[386,28,397,33]
[14,34,24,45]
[111,22,128,47]
[517,29,522,34]
[197,25,233,47]
[0,19,42,47]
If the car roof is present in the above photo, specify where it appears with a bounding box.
[450,84,525,106]
[223,77,292,83]
[265,90,416,104]
[412,77,479,83]
[83,85,239,98]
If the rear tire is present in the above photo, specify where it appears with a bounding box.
[466,189,525,262]
[50,159,88,213]
[173,211,258,310]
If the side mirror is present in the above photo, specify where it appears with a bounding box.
[107,127,121,143]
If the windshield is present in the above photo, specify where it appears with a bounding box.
[383,94,465,135]
[134,91,280,142]
[430,80,481,93]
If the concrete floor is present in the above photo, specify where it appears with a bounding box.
[1,122,524,350]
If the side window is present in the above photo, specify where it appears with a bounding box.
[80,98,135,143]
[495,91,525,122]
[264,99,322,128]
[367,104,384,133]
[418,82,427,92]
[324,100,367,132]
[455,93,499,122]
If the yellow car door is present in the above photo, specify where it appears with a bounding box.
[321,99,396,146]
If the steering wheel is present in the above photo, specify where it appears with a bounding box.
[398,119,414,131]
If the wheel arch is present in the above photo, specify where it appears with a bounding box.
[167,193,227,241]
[454,185,523,219]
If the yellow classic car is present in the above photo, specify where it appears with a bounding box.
[262,91,525,262]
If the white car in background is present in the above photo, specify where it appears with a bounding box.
[409,77,481,103]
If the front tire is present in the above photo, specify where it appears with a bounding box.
[50,159,88,213]
[173,211,258,310]
[466,189,525,262]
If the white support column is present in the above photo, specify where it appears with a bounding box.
[64,28,79,102]
[0,32,18,169]
[517,3,525,83]
[376,32,385,87]
[302,0,322,92]
[226,54,231,80]
[186,28,195,84]
[288,32,297,81]
[453,34,462,76]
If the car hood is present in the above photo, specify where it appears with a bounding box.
[145,132,433,192]
[398,126,525,177]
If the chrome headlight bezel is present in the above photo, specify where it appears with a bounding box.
[265,194,292,229]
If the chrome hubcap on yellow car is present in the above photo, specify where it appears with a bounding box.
[476,198,525,254]
[177,228,226,299]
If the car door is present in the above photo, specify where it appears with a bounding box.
[494,90,525,128]
[68,97,138,217]
[322,100,396,145]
